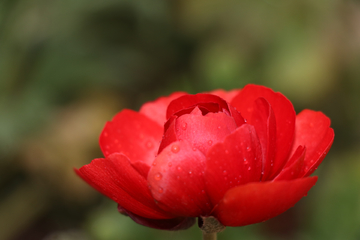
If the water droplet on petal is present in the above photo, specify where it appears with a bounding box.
[225,150,229,154]
[208,140,213,146]
[181,122,187,130]
[146,141,153,149]
[177,166,182,172]
[246,146,251,152]
[171,144,180,153]
[248,166,251,171]
[217,126,222,129]
[114,139,119,144]
[201,190,206,194]
[189,171,192,175]
[158,187,163,193]
[223,170,227,176]
[103,132,108,137]
[152,161,157,166]
[154,173,162,181]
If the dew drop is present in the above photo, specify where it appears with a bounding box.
[154,173,162,181]
[176,176,180,180]
[248,166,251,171]
[181,122,187,130]
[171,144,180,153]
[105,145,110,149]
[168,162,172,167]
[189,171,192,175]
[201,189,206,194]
[152,161,157,166]
[225,150,229,154]
[146,141,153,149]
[246,146,251,152]
[217,126,222,130]
[223,170,228,176]
[208,140,213,146]
[158,187,163,193]
[192,147,197,151]
[177,166,182,172]
[114,139,119,144]
[103,132,108,137]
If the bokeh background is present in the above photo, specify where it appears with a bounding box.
[1,0,360,239]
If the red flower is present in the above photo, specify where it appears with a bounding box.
[76,84,334,230]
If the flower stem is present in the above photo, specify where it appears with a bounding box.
[203,232,217,240]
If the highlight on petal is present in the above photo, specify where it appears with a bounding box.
[213,176,318,227]
[140,92,186,126]
[100,109,163,166]
[231,84,296,178]
[75,154,173,219]
[148,140,212,217]
[290,110,334,177]
[117,205,195,230]
[205,124,262,205]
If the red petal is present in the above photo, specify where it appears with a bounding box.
[166,94,229,119]
[273,146,306,181]
[175,112,238,154]
[75,154,173,219]
[290,110,334,177]
[117,205,195,230]
[139,92,186,126]
[209,89,241,102]
[205,124,262,205]
[213,176,318,227]
[231,84,296,178]
[100,109,162,165]
[250,98,276,180]
[148,140,212,217]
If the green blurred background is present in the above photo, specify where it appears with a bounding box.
[0,0,359,239]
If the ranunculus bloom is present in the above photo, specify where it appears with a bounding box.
[76,84,334,230]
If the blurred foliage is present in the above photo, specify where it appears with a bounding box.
[0,0,359,239]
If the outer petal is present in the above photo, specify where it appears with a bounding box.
[231,84,296,177]
[209,89,241,102]
[213,176,318,227]
[290,110,334,177]
[273,146,306,181]
[139,92,186,126]
[148,140,212,217]
[117,205,195,230]
[205,124,262,205]
[100,109,162,165]
[75,153,173,219]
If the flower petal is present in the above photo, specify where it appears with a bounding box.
[231,84,296,178]
[251,98,276,180]
[117,205,195,230]
[166,93,230,119]
[148,140,212,217]
[290,110,334,177]
[205,124,262,205]
[209,89,241,102]
[273,146,306,181]
[175,111,238,154]
[100,109,162,165]
[213,176,318,227]
[75,154,173,219]
[139,92,186,126]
